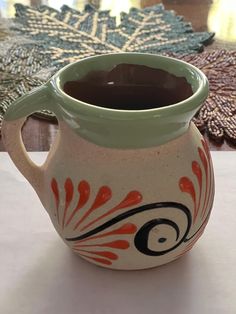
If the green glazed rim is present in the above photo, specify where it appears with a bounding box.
[4,53,209,148]
[52,52,208,121]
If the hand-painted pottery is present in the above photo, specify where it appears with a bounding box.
[2,53,214,270]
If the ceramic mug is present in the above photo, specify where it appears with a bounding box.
[2,53,214,270]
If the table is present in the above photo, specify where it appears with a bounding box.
[0,0,236,151]
[0,151,236,314]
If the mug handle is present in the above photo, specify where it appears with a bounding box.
[2,83,58,192]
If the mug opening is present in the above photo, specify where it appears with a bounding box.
[52,53,208,119]
[62,63,194,111]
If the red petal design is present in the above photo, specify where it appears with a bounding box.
[192,161,202,222]
[73,186,112,230]
[75,249,118,260]
[75,240,130,250]
[179,176,197,221]
[51,178,59,221]
[65,180,90,227]
[62,178,74,228]
[81,191,142,231]
[75,223,137,244]
[79,254,112,265]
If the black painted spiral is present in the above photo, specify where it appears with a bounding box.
[66,202,192,257]
[135,217,188,256]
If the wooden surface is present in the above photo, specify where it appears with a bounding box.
[0,0,235,151]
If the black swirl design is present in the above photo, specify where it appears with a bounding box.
[134,218,189,256]
[66,202,192,257]
[184,210,212,242]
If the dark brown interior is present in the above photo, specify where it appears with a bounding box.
[63,63,193,110]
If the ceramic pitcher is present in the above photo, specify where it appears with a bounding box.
[2,53,214,270]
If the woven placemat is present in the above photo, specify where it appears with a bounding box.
[3,4,234,145]
[171,50,236,144]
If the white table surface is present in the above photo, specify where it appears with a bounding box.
[0,152,235,314]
